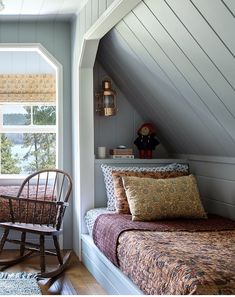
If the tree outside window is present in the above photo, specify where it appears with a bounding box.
[0,105,57,175]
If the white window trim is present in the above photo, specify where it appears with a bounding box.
[0,43,63,183]
[1,126,56,133]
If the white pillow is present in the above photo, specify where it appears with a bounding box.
[101,163,189,211]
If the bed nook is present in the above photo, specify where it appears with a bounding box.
[81,159,235,295]
[77,0,235,294]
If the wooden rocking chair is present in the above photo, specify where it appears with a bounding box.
[0,169,72,278]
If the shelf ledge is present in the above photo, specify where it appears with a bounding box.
[94,158,188,164]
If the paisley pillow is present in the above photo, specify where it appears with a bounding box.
[112,170,189,214]
[122,174,207,221]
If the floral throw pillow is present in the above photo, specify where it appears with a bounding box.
[101,163,189,211]
[112,170,189,214]
[122,174,207,221]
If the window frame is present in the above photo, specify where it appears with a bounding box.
[0,103,57,133]
[0,103,57,177]
[0,44,63,183]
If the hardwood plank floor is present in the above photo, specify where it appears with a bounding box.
[0,250,107,295]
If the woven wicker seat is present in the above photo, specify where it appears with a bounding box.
[0,169,72,278]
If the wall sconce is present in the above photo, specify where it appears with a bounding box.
[95,79,117,116]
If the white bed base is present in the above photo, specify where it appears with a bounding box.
[81,234,143,295]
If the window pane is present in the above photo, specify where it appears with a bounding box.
[3,105,31,125]
[0,133,21,174]
[0,133,56,175]
[33,106,56,125]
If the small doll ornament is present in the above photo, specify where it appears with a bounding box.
[134,123,160,159]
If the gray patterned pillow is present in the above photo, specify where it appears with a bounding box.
[101,163,189,211]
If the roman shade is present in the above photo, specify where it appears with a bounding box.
[0,74,56,103]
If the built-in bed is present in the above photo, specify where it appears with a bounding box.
[82,207,143,294]
[81,159,235,295]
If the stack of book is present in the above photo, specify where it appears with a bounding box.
[109,148,134,159]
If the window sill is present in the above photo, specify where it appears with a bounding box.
[0,175,26,185]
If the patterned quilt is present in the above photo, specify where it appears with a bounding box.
[0,185,55,223]
[93,214,235,295]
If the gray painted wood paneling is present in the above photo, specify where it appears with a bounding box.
[223,0,235,15]
[107,0,115,6]
[145,0,235,130]
[190,161,235,181]
[94,62,168,158]
[116,20,178,92]
[197,176,235,205]
[85,0,92,31]
[98,0,235,156]
[95,1,235,222]
[0,21,72,248]
[0,52,54,73]
[91,0,99,25]
[132,3,235,145]
[99,0,107,17]
[79,7,86,47]
[167,0,235,88]
[202,198,235,220]
[112,24,190,153]
[177,155,235,220]
[98,34,186,154]
[99,29,235,155]
[192,0,235,54]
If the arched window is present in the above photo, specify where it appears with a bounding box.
[0,45,61,177]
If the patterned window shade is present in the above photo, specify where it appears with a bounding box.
[0,74,56,103]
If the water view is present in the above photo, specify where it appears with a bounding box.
[11,144,33,174]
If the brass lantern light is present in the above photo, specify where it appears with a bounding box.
[95,79,117,116]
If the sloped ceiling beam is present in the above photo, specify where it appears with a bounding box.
[84,0,142,41]
[80,0,142,68]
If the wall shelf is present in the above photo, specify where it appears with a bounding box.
[95,158,188,164]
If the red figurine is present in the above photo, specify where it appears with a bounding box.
[134,123,160,159]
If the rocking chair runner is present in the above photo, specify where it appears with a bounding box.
[0,169,72,278]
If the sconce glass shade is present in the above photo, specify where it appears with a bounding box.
[95,79,117,116]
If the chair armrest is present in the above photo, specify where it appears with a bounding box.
[0,194,17,200]
[0,195,69,207]
[0,195,56,205]
[56,201,69,207]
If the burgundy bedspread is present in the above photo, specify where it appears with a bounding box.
[92,213,235,267]
[118,229,235,294]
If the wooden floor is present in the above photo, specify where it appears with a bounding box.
[0,250,107,295]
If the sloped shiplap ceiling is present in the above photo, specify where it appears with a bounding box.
[97,0,235,156]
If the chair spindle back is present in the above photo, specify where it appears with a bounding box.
[11,169,72,229]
